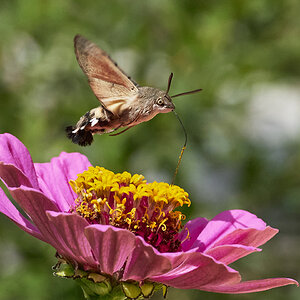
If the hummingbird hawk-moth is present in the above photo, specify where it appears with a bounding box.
[66,35,202,146]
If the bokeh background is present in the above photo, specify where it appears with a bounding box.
[0,0,300,299]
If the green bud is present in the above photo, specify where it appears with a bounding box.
[52,259,168,300]
[54,262,75,278]
[121,282,141,299]
[140,282,154,298]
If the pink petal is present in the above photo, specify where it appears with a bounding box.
[179,217,209,251]
[0,187,43,241]
[213,226,278,248]
[123,236,172,281]
[0,133,38,188]
[34,152,92,211]
[85,225,136,275]
[152,253,241,289]
[152,250,210,276]
[193,210,267,251]
[200,278,298,294]
[8,186,61,249]
[0,163,33,188]
[47,212,97,270]
[205,244,261,264]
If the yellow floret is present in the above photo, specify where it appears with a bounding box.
[70,166,190,235]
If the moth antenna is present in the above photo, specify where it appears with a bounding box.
[166,72,174,95]
[172,111,187,185]
[171,88,202,98]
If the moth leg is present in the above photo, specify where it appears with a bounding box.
[109,114,140,136]
[108,122,123,133]
[109,126,134,136]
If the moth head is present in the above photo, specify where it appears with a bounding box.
[153,92,175,113]
[151,73,176,113]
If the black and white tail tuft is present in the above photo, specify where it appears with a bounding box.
[65,126,93,146]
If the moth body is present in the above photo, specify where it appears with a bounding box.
[66,86,175,146]
[66,35,199,146]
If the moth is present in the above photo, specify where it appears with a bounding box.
[66,35,202,146]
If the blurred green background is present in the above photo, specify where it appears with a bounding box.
[0,0,299,299]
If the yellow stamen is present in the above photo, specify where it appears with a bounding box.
[70,166,191,252]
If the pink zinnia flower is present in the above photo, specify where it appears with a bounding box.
[0,133,298,298]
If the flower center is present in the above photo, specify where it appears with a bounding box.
[69,166,190,252]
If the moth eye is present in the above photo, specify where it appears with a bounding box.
[157,98,164,106]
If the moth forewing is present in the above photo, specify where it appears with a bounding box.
[74,35,138,98]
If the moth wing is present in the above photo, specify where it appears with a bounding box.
[74,35,139,115]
